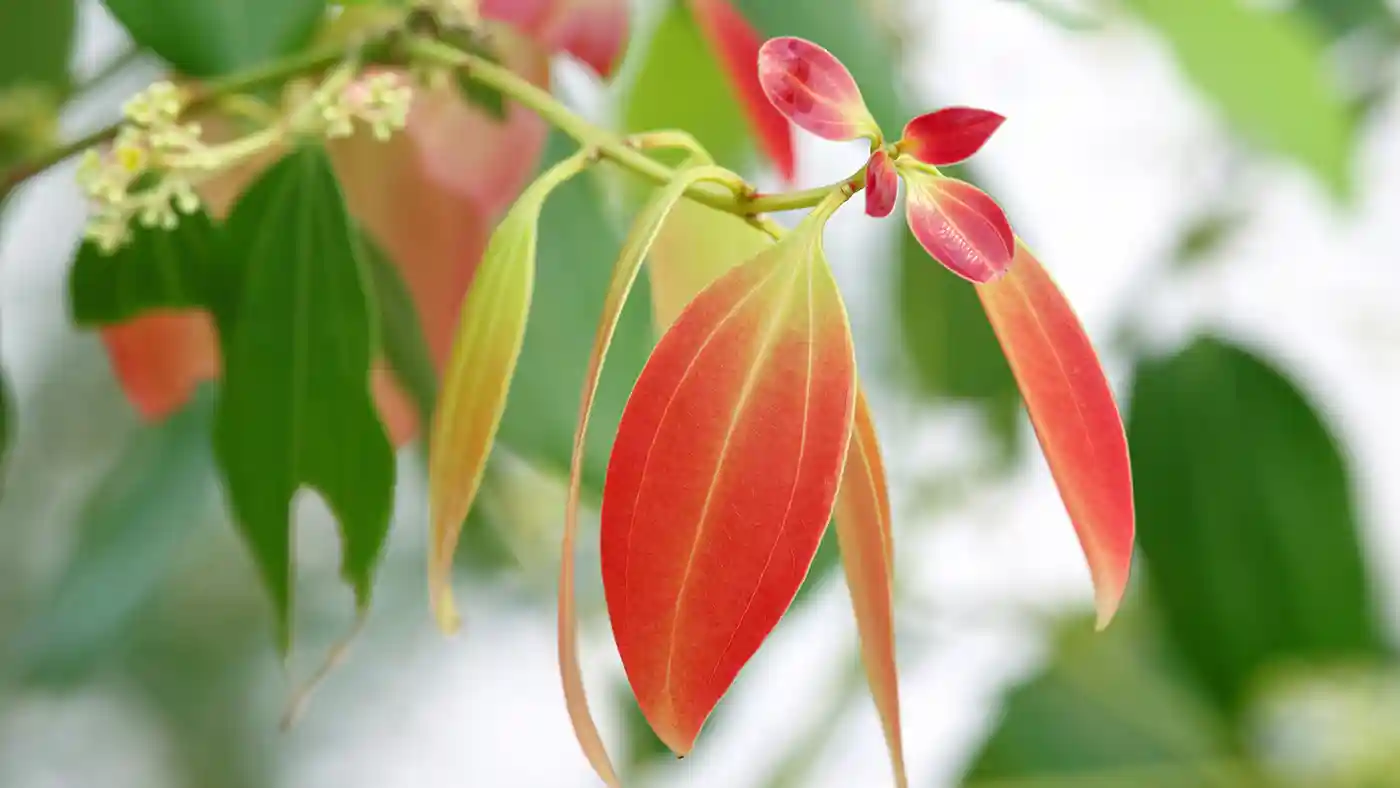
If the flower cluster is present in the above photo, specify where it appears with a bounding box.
[313,71,414,142]
[76,81,204,252]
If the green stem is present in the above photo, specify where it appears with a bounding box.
[1,31,858,217]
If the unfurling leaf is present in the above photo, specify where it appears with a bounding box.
[689,0,796,181]
[902,169,1015,284]
[864,149,897,218]
[602,197,857,754]
[977,243,1134,627]
[757,36,880,142]
[832,390,907,788]
[428,151,592,633]
[561,164,742,787]
[213,146,395,654]
[899,107,1006,166]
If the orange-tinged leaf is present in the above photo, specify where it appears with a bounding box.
[427,152,591,632]
[689,0,796,182]
[601,202,858,754]
[647,200,772,332]
[560,165,739,786]
[976,242,1135,627]
[832,389,906,788]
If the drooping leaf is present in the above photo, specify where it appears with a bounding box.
[832,390,906,788]
[1127,336,1386,714]
[103,0,327,77]
[896,225,1021,455]
[863,149,897,219]
[214,145,396,654]
[601,201,857,754]
[561,165,739,788]
[964,610,1246,785]
[976,243,1134,627]
[902,170,1015,284]
[899,106,1006,167]
[495,133,655,495]
[69,210,220,326]
[732,0,904,131]
[622,2,757,174]
[7,391,217,684]
[1124,0,1355,199]
[757,36,880,142]
[428,150,591,632]
[689,0,796,180]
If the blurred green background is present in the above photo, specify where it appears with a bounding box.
[5,0,1400,786]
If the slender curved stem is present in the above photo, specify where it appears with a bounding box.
[1,31,860,217]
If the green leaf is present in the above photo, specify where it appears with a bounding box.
[6,391,217,685]
[1124,0,1356,199]
[1126,336,1387,715]
[103,0,327,77]
[732,0,905,132]
[964,611,1249,786]
[1294,0,1396,40]
[496,133,655,496]
[68,210,221,325]
[214,144,395,654]
[362,233,436,425]
[622,2,756,173]
[0,0,74,90]
[896,225,1020,456]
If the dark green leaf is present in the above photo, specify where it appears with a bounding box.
[103,0,326,77]
[1294,0,1396,40]
[623,2,756,173]
[214,145,395,653]
[6,391,217,685]
[362,233,436,425]
[440,29,507,120]
[733,0,905,132]
[1127,336,1386,715]
[964,610,1248,786]
[1124,0,1356,199]
[68,210,221,325]
[0,0,74,90]
[896,225,1020,456]
[496,132,654,496]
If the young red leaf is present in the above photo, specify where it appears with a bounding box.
[899,107,1006,166]
[601,203,857,754]
[902,170,1015,283]
[560,165,738,787]
[100,312,220,420]
[757,36,880,142]
[864,149,898,219]
[427,153,590,633]
[833,389,907,788]
[690,0,796,181]
[976,243,1135,627]
[481,0,629,76]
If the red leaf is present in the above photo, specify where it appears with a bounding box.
[976,243,1134,627]
[100,311,220,420]
[902,171,1014,283]
[757,36,879,142]
[864,149,898,218]
[481,0,629,76]
[833,390,907,787]
[689,0,796,182]
[900,107,1005,166]
[601,226,857,754]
